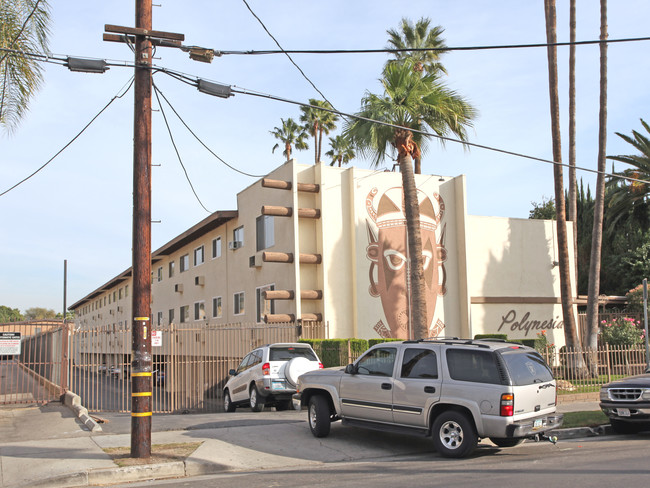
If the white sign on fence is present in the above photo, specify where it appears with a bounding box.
[152,330,162,347]
[0,332,21,355]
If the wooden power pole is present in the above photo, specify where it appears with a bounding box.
[103,2,185,458]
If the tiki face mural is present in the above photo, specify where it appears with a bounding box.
[366,187,447,340]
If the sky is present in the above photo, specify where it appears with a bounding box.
[1,0,649,315]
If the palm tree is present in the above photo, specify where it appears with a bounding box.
[605,119,650,230]
[325,135,355,167]
[300,99,339,164]
[585,0,608,367]
[345,59,475,339]
[270,118,308,162]
[0,0,50,133]
[568,0,578,285]
[386,17,448,76]
[544,0,583,374]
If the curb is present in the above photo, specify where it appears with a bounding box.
[61,391,102,433]
[552,424,611,440]
[25,459,229,488]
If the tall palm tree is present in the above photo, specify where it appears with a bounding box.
[325,135,355,167]
[543,0,582,373]
[345,59,475,339]
[605,119,650,231]
[386,17,448,76]
[300,99,339,164]
[568,0,578,286]
[270,118,308,162]
[0,0,50,133]
[586,0,608,367]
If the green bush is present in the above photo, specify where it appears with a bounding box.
[368,338,403,347]
[474,334,508,341]
[600,317,645,346]
[300,338,368,367]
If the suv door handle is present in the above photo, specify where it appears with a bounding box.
[424,386,436,394]
[381,383,392,390]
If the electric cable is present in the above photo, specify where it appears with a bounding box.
[0,0,45,67]
[152,78,266,178]
[152,81,212,213]
[0,77,134,197]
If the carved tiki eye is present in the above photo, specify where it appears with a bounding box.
[384,250,407,271]
[422,250,432,270]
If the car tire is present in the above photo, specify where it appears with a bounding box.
[308,395,331,438]
[431,411,478,458]
[223,390,236,413]
[610,418,648,435]
[489,437,525,448]
[249,385,265,412]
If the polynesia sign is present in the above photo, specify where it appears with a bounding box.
[497,309,564,337]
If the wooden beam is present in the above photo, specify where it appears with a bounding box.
[264,290,295,300]
[103,33,182,47]
[262,205,293,217]
[299,253,322,264]
[297,208,321,219]
[263,252,294,263]
[104,24,185,41]
[262,178,291,190]
[264,313,296,324]
[301,313,322,322]
[297,182,319,193]
[301,290,323,300]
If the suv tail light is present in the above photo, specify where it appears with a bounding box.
[319,362,324,369]
[262,362,270,375]
[500,393,514,416]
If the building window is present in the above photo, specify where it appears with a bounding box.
[233,226,244,246]
[125,285,129,297]
[108,295,111,305]
[194,301,206,321]
[169,261,175,278]
[180,254,189,272]
[256,284,275,323]
[212,237,221,259]
[256,215,274,251]
[119,288,123,299]
[194,245,205,266]
[113,291,117,301]
[180,305,189,323]
[168,308,175,324]
[212,296,222,318]
[157,311,163,326]
[157,266,163,282]
[234,292,245,315]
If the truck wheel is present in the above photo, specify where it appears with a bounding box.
[249,385,265,412]
[432,411,478,458]
[223,390,236,413]
[308,395,331,438]
[489,437,524,448]
[610,418,646,435]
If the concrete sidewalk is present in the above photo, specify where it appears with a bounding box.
[0,400,602,488]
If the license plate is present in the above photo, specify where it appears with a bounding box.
[272,381,284,390]
[533,419,543,429]
[617,408,631,417]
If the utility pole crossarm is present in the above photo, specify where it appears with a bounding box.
[104,24,185,41]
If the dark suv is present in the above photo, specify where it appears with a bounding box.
[600,367,650,434]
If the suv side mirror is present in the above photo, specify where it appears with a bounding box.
[229,369,237,376]
[344,364,357,375]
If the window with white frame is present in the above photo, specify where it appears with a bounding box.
[180,254,189,272]
[194,245,204,266]
[157,266,163,282]
[212,296,222,318]
[157,311,163,326]
[194,301,206,321]
[233,292,245,315]
[212,237,222,259]
[256,284,275,323]
[233,226,244,246]
[180,305,189,323]
[169,261,175,278]
[256,215,275,251]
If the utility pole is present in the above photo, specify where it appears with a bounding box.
[103,3,185,459]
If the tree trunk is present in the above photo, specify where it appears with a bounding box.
[568,0,578,292]
[318,126,323,164]
[313,121,319,164]
[395,128,427,340]
[285,142,291,162]
[544,0,585,375]
[414,155,422,174]
[586,0,608,375]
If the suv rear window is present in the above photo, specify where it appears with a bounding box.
[446,349,503,385]
[269,346,317,361]
[500,350,553,386]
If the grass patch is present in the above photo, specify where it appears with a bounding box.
[103,442,203,467]
[561,411,609,429]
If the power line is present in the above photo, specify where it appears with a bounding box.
[153,79,266,178]
[217,35,650,56]
[0,0,45,67]
[0,77,134,198]
[152,81,212,213]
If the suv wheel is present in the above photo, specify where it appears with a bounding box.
[610,418,648,435]
[432,411,477,458]
[489,437,524,448]
[308,395,331,438]
[223,390,236,413]
[249,385,265,412]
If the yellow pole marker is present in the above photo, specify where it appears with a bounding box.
[132,412,152,417]
[132,392,152,397]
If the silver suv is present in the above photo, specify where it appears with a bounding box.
[294,339,563,458]
[223,343,322,412]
